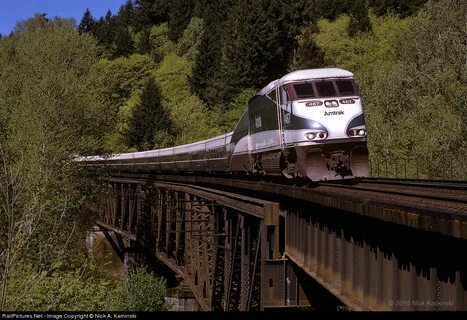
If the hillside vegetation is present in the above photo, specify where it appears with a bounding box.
[78,0,465,178]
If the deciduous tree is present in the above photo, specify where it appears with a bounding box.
[0,16,112,309]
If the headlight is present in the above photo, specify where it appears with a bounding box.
[306,131,327,141]
[347,127,366,137]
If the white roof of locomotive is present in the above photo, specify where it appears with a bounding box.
[280,68,354,83]
[259,68,354,94]
[259,80,279,95]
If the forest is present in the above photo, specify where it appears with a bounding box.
[0,0,465,311]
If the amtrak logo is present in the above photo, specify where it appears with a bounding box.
[324,111,344,116]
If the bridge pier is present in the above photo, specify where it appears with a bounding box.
[86,227,146,277]
[86,228,124,276]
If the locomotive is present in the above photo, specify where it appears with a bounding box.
[82,68,369,181]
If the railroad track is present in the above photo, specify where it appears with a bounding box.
[111,171,467,211]
[106,171,467,239]
[319,178,467,204]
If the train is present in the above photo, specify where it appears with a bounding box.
[81,68,369,181]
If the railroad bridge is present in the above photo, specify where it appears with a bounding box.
[92,173,467,311]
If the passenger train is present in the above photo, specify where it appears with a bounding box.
[82,68,369,181]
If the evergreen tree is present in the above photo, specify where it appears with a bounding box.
[113,25,134,57]
[135,0,169,27]
[315,0,353,20]
[189,30,217,105]
[219,0,283,101]
[126,77,172,151]
[116,0,138,29]
[189,0,232,106]
[168,0,194,41]
[268,0,317,79]
[349,0,371,36]
[278,0,318,42]
[176,17,204,61]
[369,0,428,17]
[136,28,151,54]
[290,23,324,70]
[93,10,115,53]
[78,8,95,33]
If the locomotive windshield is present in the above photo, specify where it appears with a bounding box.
[315,81,336,97]
[289,79,357,101]
[336,80,356,95]
[294,83,315,99]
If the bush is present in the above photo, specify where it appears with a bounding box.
[111,267,169,312]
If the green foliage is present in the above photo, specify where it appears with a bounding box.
[192,0,322,105]
[94,54,156,151]
[126,77,173,150]
[290,23,325,70]
[135,0,169,27]
[0,16,114,308]
[116,0,139,30]
[314,0,466,178]
[315,0,353,20]
[168,0,195,41]
[95,54,156,114]
[106,90,141,152]
[176,17,204,62]
[220,0,282,100]
[211,88,258,133]
[349,0,371,36]
[134,28,151,54]
[1,16,110,160]
[189,0,231,105]
[149,23,174,62]
[155,53,222,144]
[369,0,428,17]
[5,264,169,311]
[6,264,112,311]
[93,10,116,56]
[112,267,168,312]
[113,24,135,58]
[314,13,407,70]
[314,15,356,69]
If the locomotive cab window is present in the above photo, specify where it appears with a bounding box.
[293,83,315,99]
[267,90,277,102]
[315,81,337,97]
[336,80,356,95]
